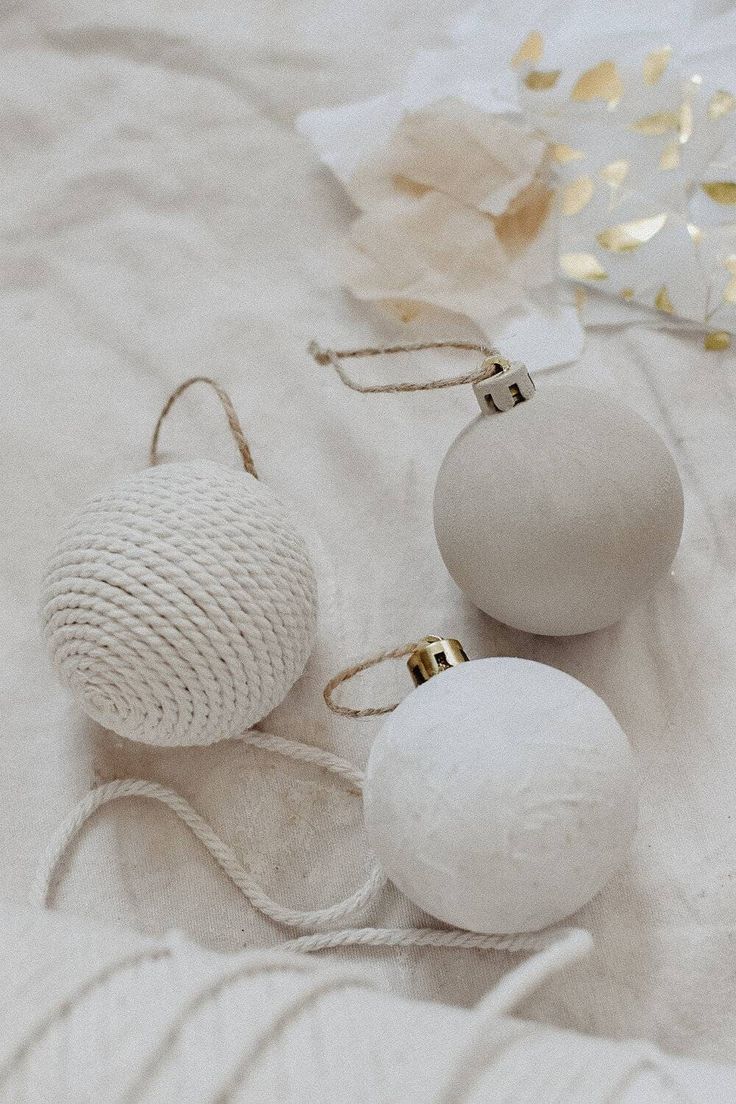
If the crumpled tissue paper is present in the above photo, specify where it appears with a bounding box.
[298,0,736,364]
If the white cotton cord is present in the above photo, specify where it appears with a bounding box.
[431,929,595,1104]
[33,775,591,962]
[0,943,174,1086]
[32,776,387,928]
[280,926,586,955]
[33,727,593,979]
[476,927,594,1018]
[243,729,364,791]
[34,774,584,959]
[118,935,377,1104]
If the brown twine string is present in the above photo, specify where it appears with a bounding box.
[323,640,424,718]
[149,376,258,478]
[308,340,503,393]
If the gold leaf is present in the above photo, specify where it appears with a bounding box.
[702,182,736,204]
[723,258,736,304]
[600,160,629,187]
[596,213,667,253]
[571,60,623,109]
[687,222,703,244]
[560,252,608,280]
[723,279,736,304]
[512,30,543,68]
[525,69,561,91]
[631,110,680,136]
[561,175,594,215]
[620,287,635,301]
[708,90,736,121]
[704,331,731,350]
[643,46,671,85]
[493,181,554,256]
[550,143,584,163]
[574,286,587,312]
[659,141,680,170]
[655,286,674,313]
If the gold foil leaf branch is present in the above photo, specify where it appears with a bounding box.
[512,30,543,68]
[723,255,736,303]
[525,69,562,90]
[551,143,585,163]
[600,160,630,187]
[596,213,668,253]
[571,61,623,109]
[631,110,681,136]
[708,90,736,120]
[702,182,736,205]
[704,331,732,349]
[643,46,672,85]
[560,252,608,280]
[655,286,674,312]
[561,175,594,215]
[659,141,680,170]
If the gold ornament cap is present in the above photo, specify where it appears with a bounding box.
[407,636,469,686]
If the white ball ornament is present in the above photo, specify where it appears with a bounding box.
[363,639,638,933]
[434,361,684,635]
[41,382,318,747]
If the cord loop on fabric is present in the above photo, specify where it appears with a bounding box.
[32,731,384,930]
[149,376,258,477]
[308,340,504,393]
[32,726,591,988]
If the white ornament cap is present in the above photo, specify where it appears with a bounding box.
[473,357,535,414]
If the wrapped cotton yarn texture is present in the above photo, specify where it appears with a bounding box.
[364,657,638,933]
[41,460,317,746]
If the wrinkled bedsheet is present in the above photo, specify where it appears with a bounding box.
[3,0,736,1065]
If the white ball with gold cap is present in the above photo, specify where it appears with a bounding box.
[363,637,638,934]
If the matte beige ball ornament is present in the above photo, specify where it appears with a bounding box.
[433,360,684,635]
[363,638,638,934]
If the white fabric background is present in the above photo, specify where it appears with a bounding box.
[3,0,736,1067]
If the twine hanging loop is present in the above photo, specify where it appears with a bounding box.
[149,376,258,477]
[308,340,505,394]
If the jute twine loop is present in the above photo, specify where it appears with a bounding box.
[308,340,502,393]
[149,376,258,477]
[323,640,423,718]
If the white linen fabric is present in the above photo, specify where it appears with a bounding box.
[3,0,736,1072]
[1,905,735,1102]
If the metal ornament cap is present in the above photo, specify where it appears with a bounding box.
[407,637,469,686]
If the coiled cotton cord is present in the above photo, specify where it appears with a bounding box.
[32,727,591,1002]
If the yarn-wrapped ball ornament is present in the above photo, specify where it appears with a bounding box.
[41,460,317,746]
